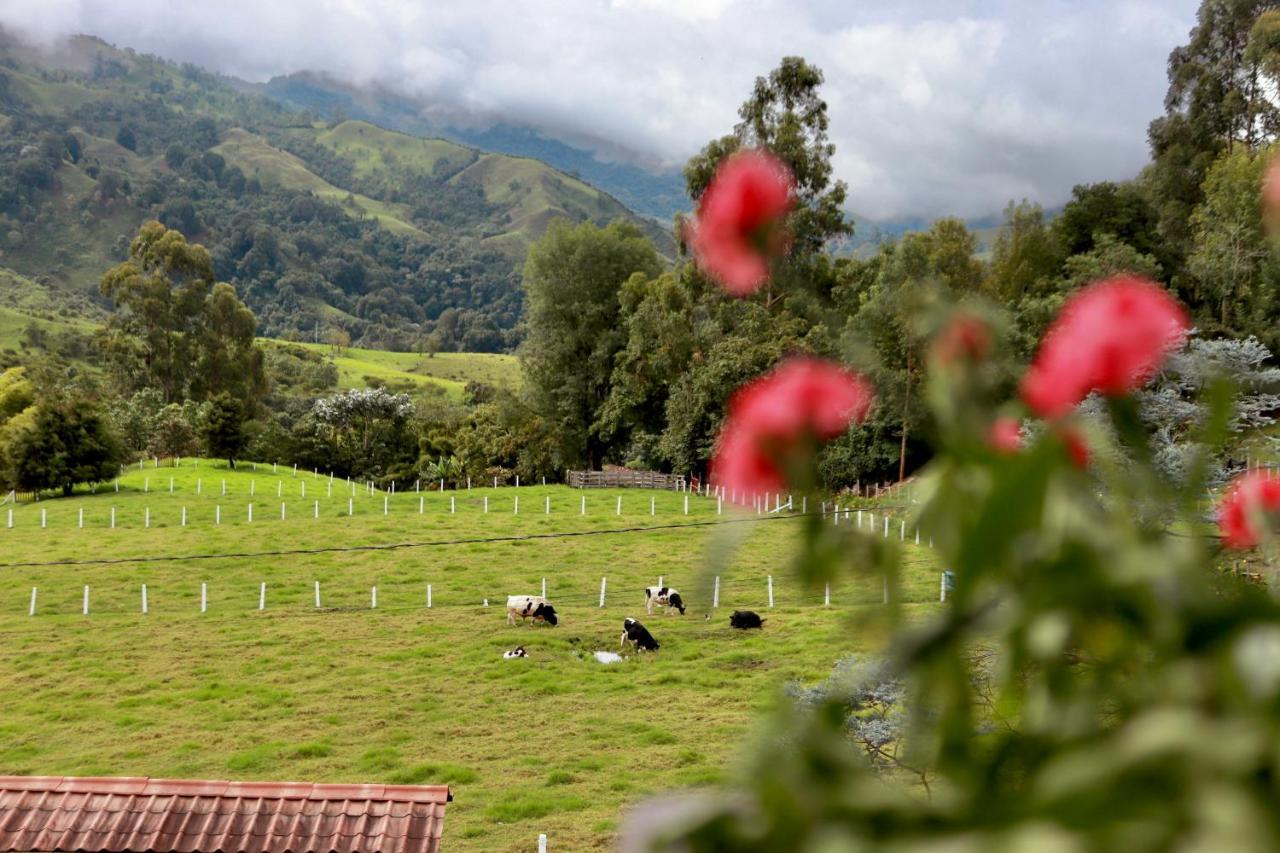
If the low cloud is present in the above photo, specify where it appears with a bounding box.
[0,0,1199,220]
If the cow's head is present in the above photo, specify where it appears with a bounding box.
[668,592,686,615]
[536,603,559,626]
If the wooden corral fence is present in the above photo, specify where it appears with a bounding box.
[566,470,687,490]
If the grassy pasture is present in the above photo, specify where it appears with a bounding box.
[0,461,941,850]
[282,342,519,396]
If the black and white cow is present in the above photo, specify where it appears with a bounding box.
[503,645,527,659]
[729,610,764,630]
[644,586,686,615]
[621,617,660,651]
[506,595,559,627]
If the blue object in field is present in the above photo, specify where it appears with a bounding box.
[943,571,956,595]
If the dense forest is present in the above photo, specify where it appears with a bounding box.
[4,0,1280,497]
[0,31,670,352]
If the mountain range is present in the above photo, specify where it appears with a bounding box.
[0,31,673,351]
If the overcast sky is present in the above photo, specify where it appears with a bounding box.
[0,0,1201,220]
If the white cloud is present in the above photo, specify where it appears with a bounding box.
[0,0,1201,219]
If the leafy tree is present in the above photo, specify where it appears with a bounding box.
[100,221,266,406]
[115,125,137,152]
[1148,0,1280,249]
[983,201,1061,304]
[1054,182,1169,272]
[202,392,250,468]
[1188,146,1276,334]
[306,388,416,479]
[520,219,661,468]
[10,397,124,496]
[684,56,851,255]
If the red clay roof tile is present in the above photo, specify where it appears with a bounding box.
[0,776,450,853]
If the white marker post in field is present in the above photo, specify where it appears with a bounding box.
[371,587,377,609]
[514,496,519,515]
[28,587,36,617]
[215,505,221,525]
[315,581,321,609]
[349,498,354,517]
[581,496,586,516]
[768,575,774,608]
[141,584,148,615]
[201,583,207,614]
[427,584,433,609]
[713,576,720,609]
[599,576,607,608]
[542,577,547,598]
[484,496,489,513]
[111,507,116,529]
[259,582,266,611]
[83,585,89,616]
[616,496,621,516]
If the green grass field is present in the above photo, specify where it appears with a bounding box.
[0,461,941,850]
[282,342,519,396]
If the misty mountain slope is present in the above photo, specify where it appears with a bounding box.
[0,32,671,351]
[262,71,690,221]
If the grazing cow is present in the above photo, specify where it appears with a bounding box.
[506,595,559,627]
[644,586,686,615]
[729,610,764,630]
[503,645,527,659]
[620,617,660,651]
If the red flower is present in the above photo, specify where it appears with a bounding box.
[1219,470,1280,549]
[988,417,1022,454]
[1058,424,1091,469]
[688,150,793,296]
[712,358,874,498]
[1021,277,1188,419]
[934,314,991,364]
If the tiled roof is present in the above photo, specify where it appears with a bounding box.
[0,776,451,853]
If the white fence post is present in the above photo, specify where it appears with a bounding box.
[259,582,266,611]
[484,496,489,513]
[450,496,456,514]
[514,496,519,515]
[616,496,621,516]
[545,496,550,514]
[181,507,187,527]
[683,495,689,515]
[717,495,723,515]
[215,505,221,525]
[900,520,905,541]
[201,582,207,614]
[78,508,84,529]
[222,479,226,496]
[169,477,174,494]
[542,577,547,598]
[581,496,586,516]
[348,498,354,516]
[40,508,46,529]
[713,576,720,609]
[650,496,655,516]
[315,500,320,518]
[599,576,607,608]
[884,516,889,538]
[315,581,321,608]
[824,582,830,607]
[141,584,148,615]
[384,496,389,516]
[248,503,253,523]
[250,480,255,496]
[82,585,89,616]
[6,508,11,528]
[111,507,116,529]
[144,508,150,529]
[539,833,547,853]
[281,502,287,520]
[371,587,377,609]
[940,573,947,602]
[768,575,774,608]
[301,482,306,498]
[28,587,36,616]
[427,584,433,608]
[419,496,424,514]
[197,478,202,495]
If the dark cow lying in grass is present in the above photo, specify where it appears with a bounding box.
[621,617,660,651]
[506,595,559,626]
[730,610,764,630]
[645,586,686,615]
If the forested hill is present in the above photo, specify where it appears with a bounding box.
[0,32,673,351]
[262,71,691,222]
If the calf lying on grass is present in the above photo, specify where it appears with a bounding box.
[621,617,660,651]
[645,586,686,615]
[503,645,527,659]
[730,610,764,630]
[506,595,559,626]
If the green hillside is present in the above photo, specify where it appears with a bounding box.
[0,32,672,353]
